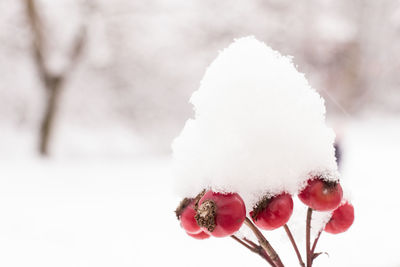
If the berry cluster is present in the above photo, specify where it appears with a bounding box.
[175,176,354,267]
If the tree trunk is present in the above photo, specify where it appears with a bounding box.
[39,81,62,156]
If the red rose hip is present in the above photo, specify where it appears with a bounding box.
[298,177,343,211]
[325,202,354,234]
[180,200,202,234]
[187,231,210,240]
[250,193,293,230]
[195,190,246,237]
[175,198,202,234]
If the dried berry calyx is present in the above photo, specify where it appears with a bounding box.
[251,195,273,220]
[195,200,217,232]
[175,197,193,220]
[193,189,206,210]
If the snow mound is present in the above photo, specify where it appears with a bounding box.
[172,36,338,207]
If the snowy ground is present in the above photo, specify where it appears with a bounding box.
[0,116,399,267]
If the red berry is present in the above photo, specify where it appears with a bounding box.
[298,178,343,211]
[250,193,293,230]
[195,190,246,237]
[187,231,210,240]
[180,200,202,234]
[325,202,354,234]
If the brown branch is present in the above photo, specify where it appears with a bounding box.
[231,235,254,251]
[25,0,86,84]
[306,208,312,267]
[25,0,49,86]
[283,224,305,267]
[243,237,260,248]
[63,26,86,76]
[234,236,276,266]
[311,230,322,264]
[244,217,284,267]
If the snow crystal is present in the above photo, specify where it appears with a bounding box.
[172,36,338,207]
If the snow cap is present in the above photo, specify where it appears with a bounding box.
[172,36,338,207]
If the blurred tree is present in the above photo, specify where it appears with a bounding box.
[1,0,400,157]
[24,0,86,156]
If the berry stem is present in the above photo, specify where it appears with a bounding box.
[231,235,275,266]
[283,224,305,267]
[310,230,322,264]
[244,217,284,267]
[242,236,273,259]
[306,208,312,267]
[231,235,254,251]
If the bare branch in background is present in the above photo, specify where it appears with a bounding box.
[24,0,86,156]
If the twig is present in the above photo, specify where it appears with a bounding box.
[243,237,260,248]
[231,235,275,266]
[283,224,305,267]
[231,235,254,251]
[243,237,276,266]
[25,0,49,86]
[306,208,312,267]
[244,217,284,267]
[311,230,322,264]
